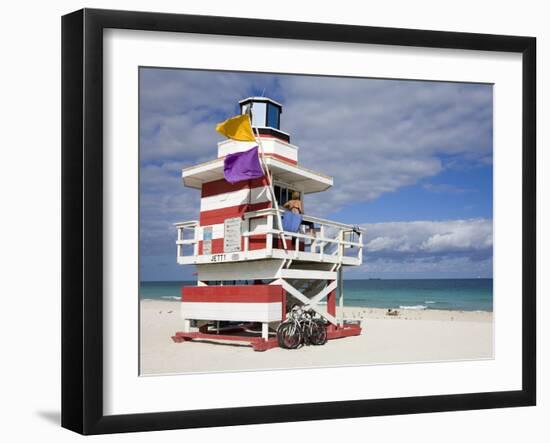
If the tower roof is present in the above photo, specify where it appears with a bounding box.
[182,156,333,194]
[238,96,283,108]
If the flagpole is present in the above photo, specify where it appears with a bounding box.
[251,123,288,251]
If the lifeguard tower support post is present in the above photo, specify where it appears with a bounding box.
[172,97,363,350]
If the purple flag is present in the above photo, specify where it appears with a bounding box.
[223,146,264,184]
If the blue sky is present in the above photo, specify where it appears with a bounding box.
[139,68,493,281]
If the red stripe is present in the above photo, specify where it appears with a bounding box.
[256,133,290,144]
[201,177,269,198]
[182,285,284,303]
[200,201,271,226]
[198,235,267,255]
[249,235,268,250]
[197,234,305,255]
[273,237,305,251]
[264,153,297,165]
[327,288,336,317]
[197,235,304,255]
[198,238,223,255]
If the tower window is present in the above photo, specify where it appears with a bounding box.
[274,184,301,206]
[266,103,280,129]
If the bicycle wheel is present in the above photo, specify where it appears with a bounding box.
[302,322,313,346]
[309,319,327,345]
[277,321,302,349]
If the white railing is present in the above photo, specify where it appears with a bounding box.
[242,208,363,265]
[174,210,363,266]
[175,220,199,259]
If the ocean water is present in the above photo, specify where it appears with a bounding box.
[140,279,493,312]
[139,281,195,302]
[343,279,492,312]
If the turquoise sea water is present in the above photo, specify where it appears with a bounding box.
[140,279,493,312]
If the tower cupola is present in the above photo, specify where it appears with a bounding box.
[239,97,289,142]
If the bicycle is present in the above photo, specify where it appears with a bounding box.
[277,305,302,349]
[301,309,328,346]
[277,305,327,349]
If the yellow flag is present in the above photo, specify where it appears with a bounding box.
[216,114,256,142]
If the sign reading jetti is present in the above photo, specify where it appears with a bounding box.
[224,217,242,253]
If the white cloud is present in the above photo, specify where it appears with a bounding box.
[361,218,492,260]
[340,218,494,278]
[422,183,473,194]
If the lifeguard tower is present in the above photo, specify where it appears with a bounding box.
[172,97,363,350]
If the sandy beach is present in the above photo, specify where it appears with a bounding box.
[140,300,493,375]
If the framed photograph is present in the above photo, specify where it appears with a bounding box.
[62,8,536,435]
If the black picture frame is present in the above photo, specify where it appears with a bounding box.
[61,8,536,435]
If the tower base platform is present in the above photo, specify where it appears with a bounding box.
[327,323,362,340]
[171,322,361,351]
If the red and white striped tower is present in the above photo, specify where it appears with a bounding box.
[173,98,364,350]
